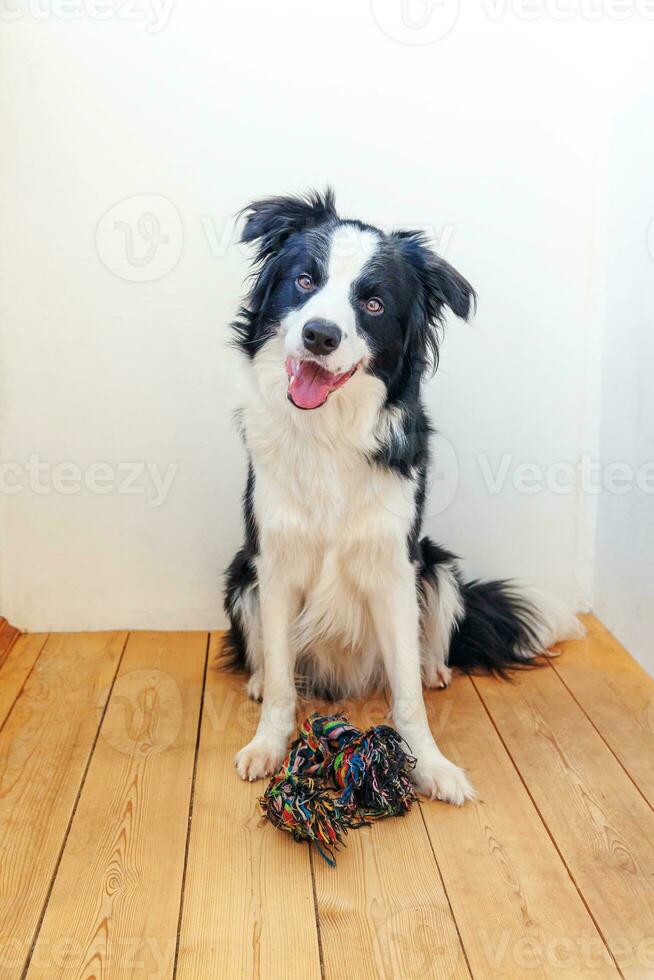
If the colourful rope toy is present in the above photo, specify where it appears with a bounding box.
[259,712,417,865]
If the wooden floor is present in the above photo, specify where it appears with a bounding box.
[0,616,653,979]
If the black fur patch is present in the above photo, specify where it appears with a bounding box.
[222,547,257,670]
[417,537,548,676]
[450,579,547,676]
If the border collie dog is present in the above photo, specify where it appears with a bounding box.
[224,190,581,804]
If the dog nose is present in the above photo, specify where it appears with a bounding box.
[302,319,342,356]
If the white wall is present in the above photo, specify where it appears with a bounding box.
[594,92,654,674]
[0,3,651,631]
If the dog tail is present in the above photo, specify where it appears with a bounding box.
[418,537,585,676]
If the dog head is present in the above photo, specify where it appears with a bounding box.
[234,189,475,410]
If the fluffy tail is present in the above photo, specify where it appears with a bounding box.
[449,580,584,674]
[418,538,584,676]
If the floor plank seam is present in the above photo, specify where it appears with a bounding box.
[172,632,211,980]
[0,634,50,737]
[548,659,654,814]
[385,687,473,979]
[468,675,626,980]
[308,847,327,980]
[19,631,131,980]
[416,798,474,979]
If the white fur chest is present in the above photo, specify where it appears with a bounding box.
[244,341,413,542]
[241,340,415,667]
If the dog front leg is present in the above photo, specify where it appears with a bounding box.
[235,568,299,781]
[370,566,475,805]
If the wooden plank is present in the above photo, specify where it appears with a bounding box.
[306,694,470,980]
[474,665,654,980]
[24,631,207,980]
[0,618,21,670]
[0,634,49,728]
[175,637,322,980]
[421,676,617,978]
[0,632,126,977]
[552,614,654,807]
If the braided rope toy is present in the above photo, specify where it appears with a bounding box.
[259,712,417,865]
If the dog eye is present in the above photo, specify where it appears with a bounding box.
[295,274,314,291]
[365,297,384,315]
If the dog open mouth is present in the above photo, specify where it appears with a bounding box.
[286,357,358,410]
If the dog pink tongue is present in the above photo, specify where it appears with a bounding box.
[288,360,335,410]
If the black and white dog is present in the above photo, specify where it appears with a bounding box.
[224,190,581,804]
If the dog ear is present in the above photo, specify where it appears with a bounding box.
[393,230,476,369]
[239,189,337,264]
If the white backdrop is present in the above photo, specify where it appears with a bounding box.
[1,3,652,643]
[594,92,654,673]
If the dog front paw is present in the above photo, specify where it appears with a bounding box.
[413,753,475,805]
[235,736,286,782]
